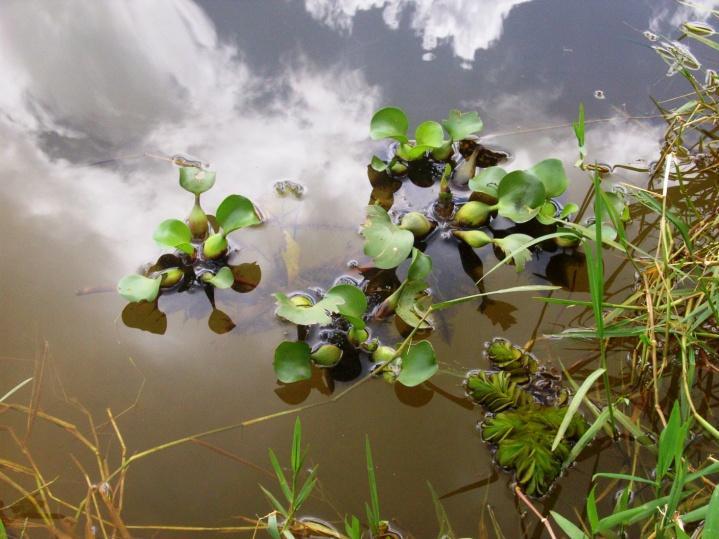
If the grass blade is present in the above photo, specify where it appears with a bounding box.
[552,368,605,451]
[703,485,719,536]
[550,511,588,539]
[365,436,381,534]
[563,408,610,469]
[291,417,302,474]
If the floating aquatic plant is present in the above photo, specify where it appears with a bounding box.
[452,230,535,272]
[465,339,587,497]
[117,166,262,333]
[369,107,484,172]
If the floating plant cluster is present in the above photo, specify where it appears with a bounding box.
[465,338,587,496]
[268,106,617,496]
[117,166,262,334]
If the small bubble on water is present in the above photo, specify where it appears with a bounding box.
[422,52,435,61]
[644,30,658,41]
[594,89,606,100]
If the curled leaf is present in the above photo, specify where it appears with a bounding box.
[117,274,162,303]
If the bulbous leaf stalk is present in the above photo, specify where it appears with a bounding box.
[203,233,228,259]
[399,211,433,240]
[310,344,343,367]
[188,195,209,240]
[452,147,479,185]
[452,201,493,227]
[452,229,493,248]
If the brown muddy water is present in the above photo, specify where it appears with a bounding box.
[0,1,714,537]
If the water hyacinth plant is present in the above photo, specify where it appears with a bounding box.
[117,166,262,333]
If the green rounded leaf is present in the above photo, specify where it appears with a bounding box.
[407,248,432,281]
[216,194,262,235]
[415,120,446,148]
[559,202,580,219]
[327,284,367,323]
[469,166,506,199]
[497,171,546,223]
[396,143,429,161]
[370,107,409,143]
[442,109,484,141]
[179,166,217,195]
[274,341,312,383]
[117,274,161,303]
[274,284,365,326]
[397,341,438,387]
[202,266,234,289]
[536,201,558,225]
[361,205,415,269]
[153,219,194,255]
[527,159,568,198]
[396,279,434,329]
[370,155,388,172]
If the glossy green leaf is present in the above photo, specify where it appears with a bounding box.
[397,341,438,387]
[560,202,580,219]
[442,109,484,141]
[216,194,261,235]
[468,166,506,198]
[370,107,409,143]
[361,205,415,269]
[273,341,312,383]
[492,234,534,272]
[371,155,388,172]
[657,401,685,481]
[153,219,194,255]
[396,143,430,161]
[550,512,588,539]
[179,166,216,194]
[407,248,432,281]
[117,274,161,303]
[274,284,364,326]
[496,171,546,223]
[527,158,569,198]
[536,201,558,225]
[396,279,433,329]
[415,120,445,148]
[202,266,234,289]
[0,519,8,539]
[704,485,719,537]
[329,284,368,328]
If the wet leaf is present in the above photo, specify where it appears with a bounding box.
[415,120,445,148]
[216,194,262,235]
[208,308,235,334]
[153,219,194,255]
[397,341,438,387]
[361,205,414,269]
[407,248,432,281]
[396,143,430,161]
[370,155,388,172]
[274,284,364,326]
[117,274,161,303]
[468,166,505,199]
[559,202,579,219]
[274,341,312,383]
[179,166,216,195]
[231,262,261,293]
[121,301,167,334]
[396,279,433,329]
[536,201,558,225]
[442,109,484,141]
[370,107,409,143]
[492,234,534,272]
[496,171,545,223]
[330,284,368,328]
[203,266,234,289]
[527,158,568,198]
